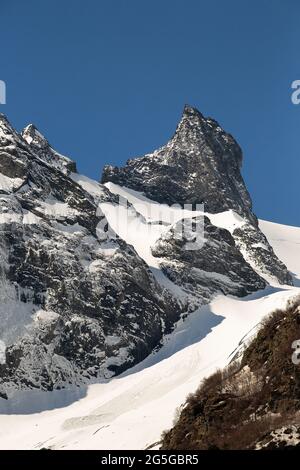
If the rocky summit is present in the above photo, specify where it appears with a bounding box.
[0,106,292,398]
[102,105,254,220]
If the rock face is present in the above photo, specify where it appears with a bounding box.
[233,224,291,285]
[151,216,266,302]
[0,114,179,395]
[22,124,77,174]
[0,105,293,396]
[254,425,300,450]
[102,105,254,220]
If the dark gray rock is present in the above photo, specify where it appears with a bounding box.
[152,216,266,303]
[21,124,77,174]
[102,105,254,221]
[233,223,293,285]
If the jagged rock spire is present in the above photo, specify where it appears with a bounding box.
[21,123,76,174]
[0,113,22,144]
[102,104,250,219]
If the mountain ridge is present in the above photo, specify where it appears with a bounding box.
[0,105,293,398]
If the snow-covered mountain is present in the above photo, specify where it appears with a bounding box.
[0,220,299,450]
[0,105,298,449]
[0,113,180,394]
[102,105,292,286]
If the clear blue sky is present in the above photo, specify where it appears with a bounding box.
[1,0,299,225]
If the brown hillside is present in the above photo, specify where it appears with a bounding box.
[161,297,300,450]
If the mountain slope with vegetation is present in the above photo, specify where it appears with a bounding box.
[161,297,300,450]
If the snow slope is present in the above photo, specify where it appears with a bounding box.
[100,183,250,302]
[104,183,286,287]
[0,217,299,449]
[259,220,300,287]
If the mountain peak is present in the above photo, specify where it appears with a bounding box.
[0,113,23,145]
[102,105,250,219]
[21,123,76,174]
[176,104,205,129]
[0,113,15,132]
[22,124,48,147]
[173,104,207,142]
[182,104,204,117]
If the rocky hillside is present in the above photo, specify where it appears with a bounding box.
[161,297,300,450]
[151,216,265,301]
[0,114,180,396]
